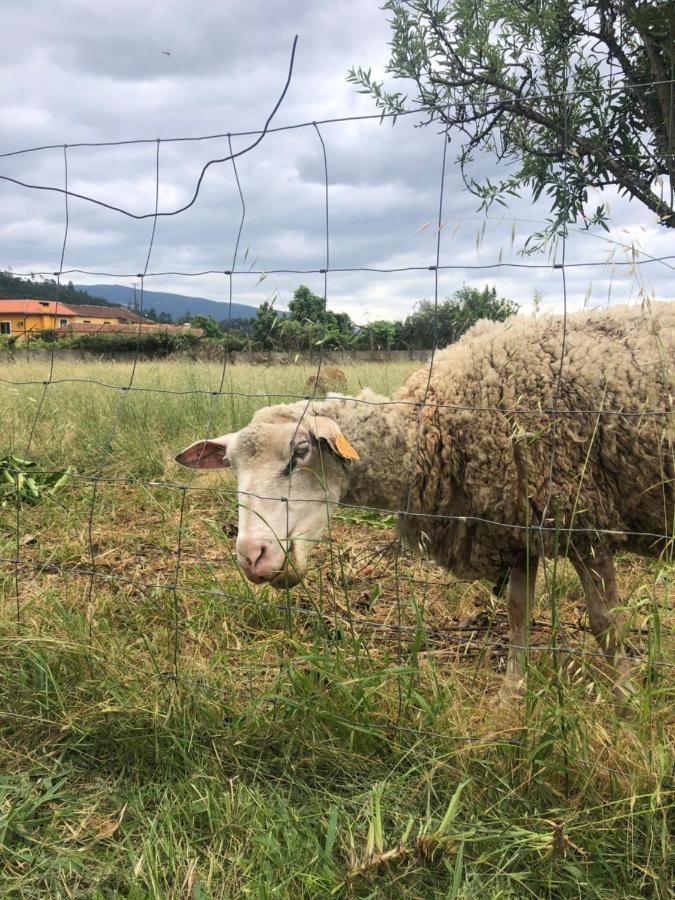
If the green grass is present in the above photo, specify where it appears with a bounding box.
[0,357,673,898]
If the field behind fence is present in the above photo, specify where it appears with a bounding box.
[0,347,434,365]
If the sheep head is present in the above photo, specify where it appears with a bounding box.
[175,403,359,588]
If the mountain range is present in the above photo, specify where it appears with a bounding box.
[77,283,261,321]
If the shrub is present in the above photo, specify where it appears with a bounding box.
[66,331,201,357]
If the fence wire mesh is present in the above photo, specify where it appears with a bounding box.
[1,33,673,786]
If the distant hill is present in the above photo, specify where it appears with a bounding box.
[78,284,261,322]
[1,272,115,307]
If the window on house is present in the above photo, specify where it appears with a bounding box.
[1,322,11,334]
[83,320,91,323]
[59,319,68,327]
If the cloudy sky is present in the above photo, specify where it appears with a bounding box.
[1,0,673,323]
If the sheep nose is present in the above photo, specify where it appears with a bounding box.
[240,540,266,569]
[236,537,281,583]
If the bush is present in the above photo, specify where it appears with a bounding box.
[36,330,59,344]
[66,331,202,356]
[222,330,248,351]
[0,334,19,353]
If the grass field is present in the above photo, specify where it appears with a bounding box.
[0,355,673,898]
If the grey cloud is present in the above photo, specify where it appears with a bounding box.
[1,1,672,322]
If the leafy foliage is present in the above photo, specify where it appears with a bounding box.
[287,284,327,324]
[286,285,354,349]
[60,331,201,356]
[352,318,402,351]
[348,0,675,248]
[356,284,519,349]
[249,301,280,350]
[144,307,175,324]
[250,283,517,352]
[0,455,74,507]
[187,314,224,339]
[0,334,19,353]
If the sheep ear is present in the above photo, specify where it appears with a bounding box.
[175,434,233,469]
[309,416,359,461]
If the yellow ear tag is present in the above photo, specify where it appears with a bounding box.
[335,432,359,460]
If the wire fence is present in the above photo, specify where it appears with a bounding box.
[1,34,673,779]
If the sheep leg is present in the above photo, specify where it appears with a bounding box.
[571,551,636,699]
[497,557,539,704]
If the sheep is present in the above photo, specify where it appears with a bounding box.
[176,302,674,702]
[305,365,348,396]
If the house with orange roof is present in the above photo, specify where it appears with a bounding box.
[0,299,77,339]
[69,304,149,326]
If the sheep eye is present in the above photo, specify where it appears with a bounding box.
[293,441,310,459]
[282,440,311,477]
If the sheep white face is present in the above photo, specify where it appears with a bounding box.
[175,416,357,588]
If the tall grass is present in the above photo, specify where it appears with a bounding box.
[1,356,416,477]
[0,357,673,898]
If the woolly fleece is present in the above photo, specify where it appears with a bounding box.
[250,303,673,581]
